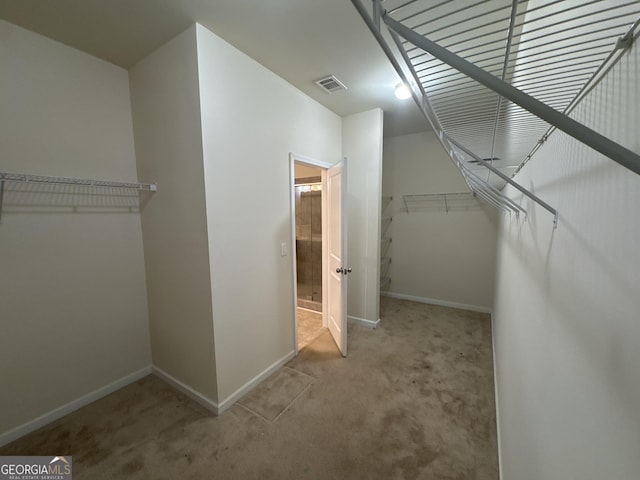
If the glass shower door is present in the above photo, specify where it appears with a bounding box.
[295,183,322,311]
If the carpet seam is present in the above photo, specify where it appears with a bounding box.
[234,402,273,423]
[272,383,312,424]
[283,366,316,381]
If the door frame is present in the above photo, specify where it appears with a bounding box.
[289,153,332,355]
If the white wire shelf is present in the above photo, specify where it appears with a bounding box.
[353,0,640,227]
[383,0,640,185]
[402,192,482,213]
[0,172,157,224]
[0,172,157,191]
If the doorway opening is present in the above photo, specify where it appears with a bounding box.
[290,153,347,356]
[293,162,325,350]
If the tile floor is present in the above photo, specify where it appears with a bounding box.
[297,307,324,350]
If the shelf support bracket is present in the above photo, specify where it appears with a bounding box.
[0,178,4,224]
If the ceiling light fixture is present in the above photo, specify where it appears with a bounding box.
[394,83,411,100]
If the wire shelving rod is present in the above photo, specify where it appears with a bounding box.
[0,172,157,224]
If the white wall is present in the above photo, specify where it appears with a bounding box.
[383,131,498,311]
[493,42,640,479]
[195,24,342,404]
[129,26,218,402]
[342,109,384,324]
[0,20,150,442]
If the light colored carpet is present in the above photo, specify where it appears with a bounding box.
[0,297,498,479]
[237,367,314,422]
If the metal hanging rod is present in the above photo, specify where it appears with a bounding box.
[456,161,526,216]
[0,172,157,191]
[449,136,556,225]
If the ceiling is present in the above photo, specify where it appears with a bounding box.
[0,0,428,138]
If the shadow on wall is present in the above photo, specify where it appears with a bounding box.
[500,133,640,417]
[1,182,153,215]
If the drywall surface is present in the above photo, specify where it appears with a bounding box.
[195,24,341,402]
[493,44,640,479]
[382,131,498,311]
[342,109,384,323]
[0,20,150,435]
[129,26,217,401]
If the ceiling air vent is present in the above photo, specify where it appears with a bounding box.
[315,75,347,93]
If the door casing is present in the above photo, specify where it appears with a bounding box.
[289,152,340,355]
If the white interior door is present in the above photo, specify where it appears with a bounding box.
[327,158,348,356]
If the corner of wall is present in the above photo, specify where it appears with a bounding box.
[342,108,384,323]
[129,23,218,404]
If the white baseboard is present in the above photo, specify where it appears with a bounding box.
[381,291,492,314]
[347,315,380,329]
[152,365,219,415]
[0,366,152,448]
[216,350,296,414]
[491,315,503,480]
